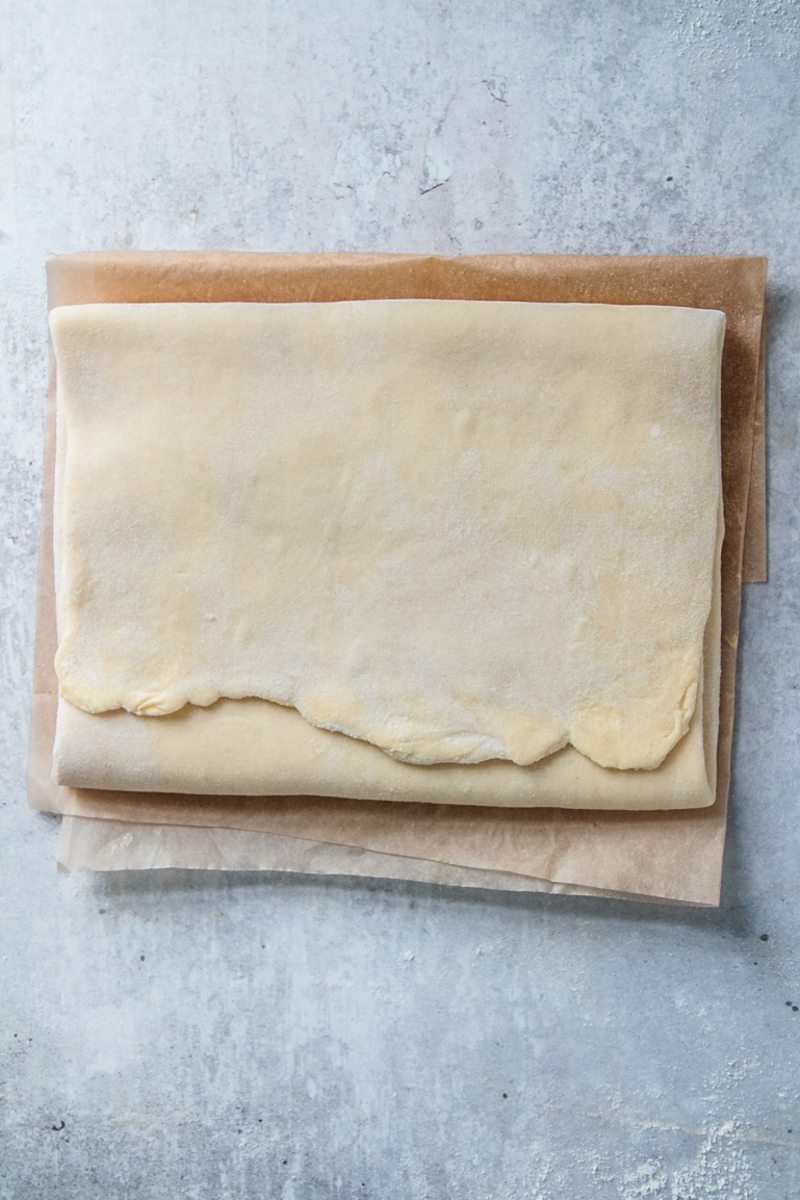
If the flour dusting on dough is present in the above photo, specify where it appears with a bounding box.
[51,300,724,772]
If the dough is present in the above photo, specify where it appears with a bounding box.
[51,299,723,805]
[54,509,720,808]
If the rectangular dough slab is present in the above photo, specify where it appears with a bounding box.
[51,299,723,808]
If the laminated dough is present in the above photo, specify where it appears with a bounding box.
[51,299,724,807]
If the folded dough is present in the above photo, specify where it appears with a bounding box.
[51,299,724,807]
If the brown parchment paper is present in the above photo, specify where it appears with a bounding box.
[30,252,768,906]
[742,318,768,582]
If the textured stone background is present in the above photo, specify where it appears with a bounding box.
[1,1,799,1197]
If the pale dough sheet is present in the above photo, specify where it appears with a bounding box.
[51,299,724,808]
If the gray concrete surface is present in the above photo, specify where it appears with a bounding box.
[2,1,799,1196]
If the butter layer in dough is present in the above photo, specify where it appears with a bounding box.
[51,300,723,779]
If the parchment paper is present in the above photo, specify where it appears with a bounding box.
[30,252,767,905]
[54,816,702,905]
[742,318,768,582]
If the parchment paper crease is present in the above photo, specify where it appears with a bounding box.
[30,252,767,905]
